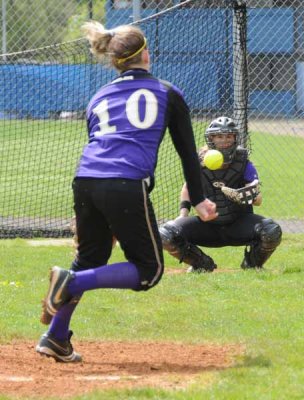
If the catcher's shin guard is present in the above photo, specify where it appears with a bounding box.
[241,218,282,269]
[159,221,216,272]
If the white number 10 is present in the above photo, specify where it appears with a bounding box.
[93,89,158,137]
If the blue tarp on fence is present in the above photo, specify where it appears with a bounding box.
[0,7,298,118]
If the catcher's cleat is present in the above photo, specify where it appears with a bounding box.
[187,266,201,273]
[240,246,263,269]
[40,266,74,325]
[186,264,217,274]
[186,255,217,274]
[36,331,82,363]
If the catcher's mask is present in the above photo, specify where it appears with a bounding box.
[205,116,239,165]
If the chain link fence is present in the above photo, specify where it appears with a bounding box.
[246,0,304,233]
[1,0,304,234]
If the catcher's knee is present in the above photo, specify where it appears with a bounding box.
[159,220,184,257]
[159,221,216,272]
[242,218,282,269]
[255,218,282,249]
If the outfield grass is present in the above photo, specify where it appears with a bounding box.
[156,123,304,221]
[249,131,304,220]
[0,236,303,399]
[0,120,85,218]
[0,119,303,225]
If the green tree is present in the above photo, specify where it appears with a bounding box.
[2,0,105,53]
[63,0,106,42]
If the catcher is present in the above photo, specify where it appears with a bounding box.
[160,116,282,272]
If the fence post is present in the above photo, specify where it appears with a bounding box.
[88,0,93,19]
[233,0,248,149]
[2,0,7,58]
[133,0,141,22]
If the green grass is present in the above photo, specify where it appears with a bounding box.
[1,236,304,399]
[249,131,304,219]
[155,123,304,220]
[1,119,304,222]
[0,119,86,218]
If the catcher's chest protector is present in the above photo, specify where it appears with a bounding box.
[201,149,249,224]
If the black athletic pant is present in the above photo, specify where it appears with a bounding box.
[173,213,265,247]
[72,178,164,289]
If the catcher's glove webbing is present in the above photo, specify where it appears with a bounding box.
[221,180,260,205]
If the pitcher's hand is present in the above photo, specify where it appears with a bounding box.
[194,198,218,222]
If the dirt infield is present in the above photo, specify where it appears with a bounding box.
[0,340,243,398]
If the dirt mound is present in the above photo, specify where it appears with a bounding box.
[0,340,243,398]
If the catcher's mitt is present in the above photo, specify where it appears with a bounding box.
[221,180,260,205]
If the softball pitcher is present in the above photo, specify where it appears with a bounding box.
[36,21,217,362]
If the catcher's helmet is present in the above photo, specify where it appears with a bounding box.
[205,116,239,164]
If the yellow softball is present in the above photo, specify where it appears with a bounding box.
[203,150,224,170]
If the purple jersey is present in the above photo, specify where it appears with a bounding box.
[244,161,259,183]
[75,69,206,206]
[77,71,179,180]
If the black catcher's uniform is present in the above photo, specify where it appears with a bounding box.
[160,148,282,271]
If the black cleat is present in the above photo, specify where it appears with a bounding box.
[187,264,217,274]
[40,266,74,325]
[187,254,217,273]
[241,246,263,269]
[36,331,82,363]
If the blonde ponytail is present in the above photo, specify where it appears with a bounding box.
[82,20,147,71]
[82,21,114,61]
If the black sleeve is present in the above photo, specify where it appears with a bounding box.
[167,88,206,206]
